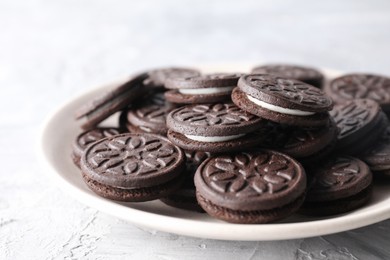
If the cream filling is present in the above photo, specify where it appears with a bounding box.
[246,94,315,116]
[184,133,245,143]
[178,86,235,95]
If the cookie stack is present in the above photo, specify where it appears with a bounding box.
[72,65,390,224]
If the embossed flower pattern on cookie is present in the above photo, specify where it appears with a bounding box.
[201,153,297,197]
[78,128,121,148]
[172,103,258,126]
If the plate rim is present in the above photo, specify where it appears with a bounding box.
[37,65,390,241]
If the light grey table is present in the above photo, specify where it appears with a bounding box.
[1,0,390,259]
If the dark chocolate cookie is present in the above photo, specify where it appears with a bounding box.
[164,73,243,104]
[125,92,176,135]
[161,150,211,212]
[76,73,149,130]
[301,156,372,216]
[255,118,338,163]
[72,127,123,168]
[232,74,333,127]
[194,150,306,223]
[360,125,390,173]
[251,64,324,88]
[330,99,388,155]
[326,73,390,112]
[166,103,265,152]
[81,133,185,202]
[144,67,201,88]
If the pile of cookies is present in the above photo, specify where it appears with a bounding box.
[72,65,390,224]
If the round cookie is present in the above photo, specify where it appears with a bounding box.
[166,103,265,152]
[330,99,388,155]
[80,133,185,202]
[326,73,390,113]
[251,64,324,88]
[360,125,390,173]
[72,127,123,168]
[76,73,149,130]
[164,73,242,104]
[125,92,176,135]
[161,150,211,212]
[232,74,333,127]
[255,118,338,163]
[194,150,307,224]
[144,67,201,88]
[301,156,372,216]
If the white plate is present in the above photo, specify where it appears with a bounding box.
[38,64,390,241]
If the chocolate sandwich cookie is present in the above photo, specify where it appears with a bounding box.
[72,127,123,168]
[161,150,211,212]
[232,74,333,127]
[164,73,242,104]
[80,133,185,202]
[76,73,149,130]
[124,92,176,135]
[251,64,324,88]
[144,67,201,88]
[194,150,306,223]
[256,119,338,164]
[301,156,372,216]
[360,125,390,174]
[326,73,390,113]
[330,99,388,155]
[166,103,265,153]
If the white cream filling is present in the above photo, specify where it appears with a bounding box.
[178,86,235,95]
[246,94,315,116]
[184,133,245,143]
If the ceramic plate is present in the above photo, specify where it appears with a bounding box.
[38,64,390,241]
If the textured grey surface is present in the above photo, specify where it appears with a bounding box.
[1,0,390,259]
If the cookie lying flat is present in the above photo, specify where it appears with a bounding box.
[81,133,185,202]
[76,73,149,130]
[301,156,372,216]
[251,64,324,88]
[194,150,306,224]
[166,103,265,152]
[72,127,123,168]
[232,74,333,127]
[326,73,390,113]
[360,125,390,174]
[330,99,388,155]
[144,67,201,88]
[165,73,242,104]
[255,119,338,164]
[124,92,176,135]
[161,150,210,212]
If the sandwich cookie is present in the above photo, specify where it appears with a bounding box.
[255,119,338,164]
[166,103,265,152]
[123,92,176,135]
[251,64,324,88]
[81,133,185,202]
[161,150,211,212]
[194,150,306,223]
[72,127,123,168]
[164,73,243,104]
[326,73,390,113]
[360,125,390,175]
[301,156,372,216]
[330,99,388,155]
[76,73,149,130]
[144,67,201,88]
[232,74,333,127]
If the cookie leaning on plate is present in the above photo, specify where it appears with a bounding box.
[80,133,185,202]
[166,103,265,153]
[164,73,243,104]
[232,74,333,127]
[194,150,307,224]
[144,67,201,88]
